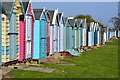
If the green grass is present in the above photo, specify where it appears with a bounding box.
[7,39,119,78]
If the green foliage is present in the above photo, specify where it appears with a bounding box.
[74,15,95,22]
[74,15,103,26]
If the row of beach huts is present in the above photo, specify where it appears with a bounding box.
[0,0,120,66]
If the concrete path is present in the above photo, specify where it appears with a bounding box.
[22,67,55,73]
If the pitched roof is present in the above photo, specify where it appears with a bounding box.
[64,17,68,23]
[47,10,55,26]
[0,2,5,14]
[22,0,29,13]
[57,13,62,22]
[2,2,14,19]
[33,9,43,20]
[75,19,83,27]
[56,13,62,26]
[68,19,76,27]
[2,2,13,14]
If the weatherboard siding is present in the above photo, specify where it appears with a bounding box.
[0,14,2,66]
[33,20,40,59]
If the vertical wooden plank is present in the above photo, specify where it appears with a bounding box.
[40,17,46,58]
[25,16,32,59]
[60,24,64,52]
[50,26,54,55]
[33,20,40,59]
[0,12,2,66]
[10,13,16,60]
[63,25,67,51]
[19,17,25,61]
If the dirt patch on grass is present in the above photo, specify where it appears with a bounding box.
[58,64,76,66]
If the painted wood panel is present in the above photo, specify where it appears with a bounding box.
[10,13,17,60]
[83,28,87,46]
[69,27,73,49]
[57,26,60,52]
[19,19,25,61]
[40,18,47,58]
[88,32,92,46]
[60,24,64,52]
[66,26,69,50]
[63,25,67,51]
[33,20,40,59]
[53,25,58,53]
[46,13,50,55]
[25,16,32,59]
[50,26,54,55]
[0,13,2,66]
[74,27,78,49]
[118,30,120,37]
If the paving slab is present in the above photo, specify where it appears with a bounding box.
[22,67,55,73]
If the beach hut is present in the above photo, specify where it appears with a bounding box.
[75,19,83,48]
[2,0,22,63]
[68,19,76,49]
[64,17,69,50]
[103,27,107,44]
[0,2,6,66]
[89,22,95,46]
[24,0,35,60]
[79,20,84,47]
[111,31,115,38]
[33,9,47,59]
[19,0,35,61]
[1,5,11,64]
[117,29,120,37]
[64,18,82,56]
[19,0,29,61]
[99,26,103,45]
[96,23,100,44]
[107,27,111,40]
[56,13,65,52]
[82,19,87,47]
[48,9,58,55]
[63,19,67,51]
[88,22,94,46]
[94,23,100,45]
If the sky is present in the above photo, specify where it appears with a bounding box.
[31,0,119,2]
[32,2,118,27]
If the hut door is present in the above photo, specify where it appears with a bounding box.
[53,25,58,52]
[10,13,16,60]
[25,16,32,59]
[40,19,46,58]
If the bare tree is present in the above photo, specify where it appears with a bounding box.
[110,16,120,30]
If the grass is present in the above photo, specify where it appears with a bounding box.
[6,39,119,78]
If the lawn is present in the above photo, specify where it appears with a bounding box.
[6,39,119,78]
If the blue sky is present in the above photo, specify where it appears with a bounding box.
[32,2,118,27]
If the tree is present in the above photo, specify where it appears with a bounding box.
[109,17,120,30]
[74,14,103,27]
[74,15,94,23]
